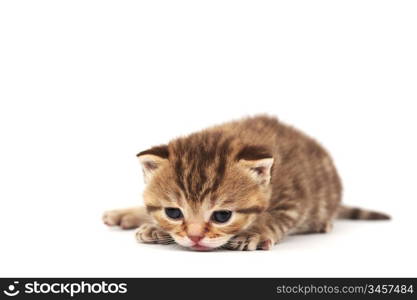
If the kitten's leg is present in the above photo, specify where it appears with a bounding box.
[135,223,174,245]
[103,206,174,244]
[292,220,333,234]
[102,206,151,229]
[225,205,302,251]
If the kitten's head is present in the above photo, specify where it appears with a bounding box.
[137,134,274,251]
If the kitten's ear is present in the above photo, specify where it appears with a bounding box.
[236,145,274,186]
[136,145,169,183]
[238,158,274,185]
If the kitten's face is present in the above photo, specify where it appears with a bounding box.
[137,143,273,251]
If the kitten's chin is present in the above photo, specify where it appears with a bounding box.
[172,235,230,251]
[189,239,229,251]
[190,245,214,251]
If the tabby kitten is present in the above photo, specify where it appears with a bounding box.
[103,115,389,251]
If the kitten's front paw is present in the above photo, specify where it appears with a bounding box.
[103,209,139,229]
[224,232,274,251]
[135,223,174,245]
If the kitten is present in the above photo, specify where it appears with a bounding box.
[103,115,390,251]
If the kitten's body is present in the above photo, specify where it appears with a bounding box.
[104,116,389,251]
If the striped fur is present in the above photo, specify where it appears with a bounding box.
[338,205,390,220]
[103,115,390,250]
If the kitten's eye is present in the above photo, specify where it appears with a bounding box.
[211,210,232,223]
[165,208,183,220]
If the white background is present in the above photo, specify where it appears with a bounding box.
[0,1,416,277]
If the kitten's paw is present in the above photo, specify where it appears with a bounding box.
[225,232,274,251]
[102,209,140,229]
[135,223,173,245]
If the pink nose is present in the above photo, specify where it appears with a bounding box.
[188,235,203,243]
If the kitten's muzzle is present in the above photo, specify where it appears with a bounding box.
[188,235,204,243]
[188,235,214,251]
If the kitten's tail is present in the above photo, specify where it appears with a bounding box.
[337,205,391,220]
